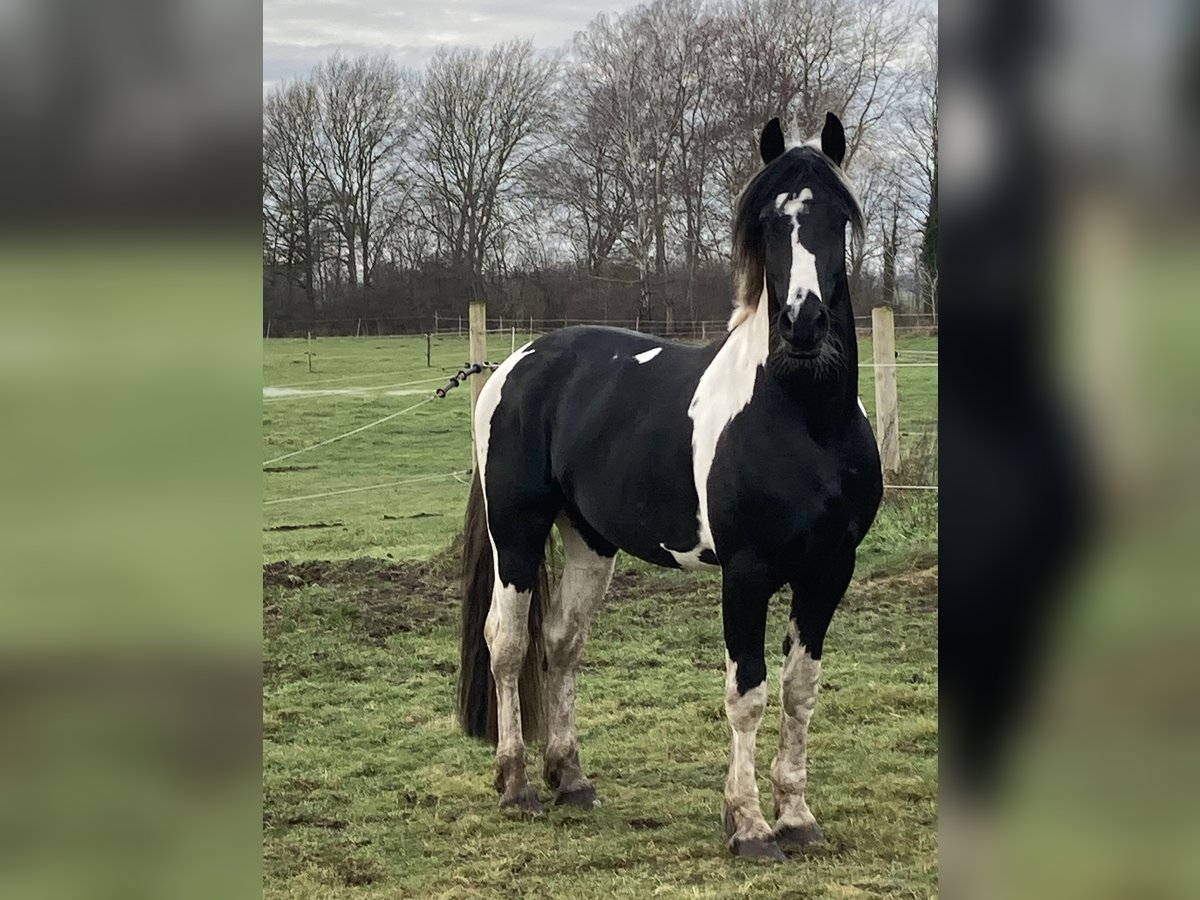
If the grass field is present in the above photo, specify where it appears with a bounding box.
[263,331,938,898]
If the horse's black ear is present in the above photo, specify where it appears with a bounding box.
[821,112,846,166]
[759,117,785,165]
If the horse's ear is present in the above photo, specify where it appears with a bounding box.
[759,117,785,165]
[821,112,846,166]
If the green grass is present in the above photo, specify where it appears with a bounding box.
[263,332,938,898]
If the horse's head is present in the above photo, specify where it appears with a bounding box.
[732,113,862,367]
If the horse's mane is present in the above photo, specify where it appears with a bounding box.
[729,145,864,330]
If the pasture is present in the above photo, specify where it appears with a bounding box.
[263,332,937,898]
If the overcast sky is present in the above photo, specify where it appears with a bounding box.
[263,0,645,90]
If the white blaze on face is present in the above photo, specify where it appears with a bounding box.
[773,189,821,320]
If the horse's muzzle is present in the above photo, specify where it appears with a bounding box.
[778,302,828,357]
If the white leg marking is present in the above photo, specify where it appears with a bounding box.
[543,517,615,796]
[484,582,533,772]
[724,655,773,842]
[771,621,821,829]
[634,347,662,364]
[689,286,771,552]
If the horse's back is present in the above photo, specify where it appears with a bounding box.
[480,326,721,565]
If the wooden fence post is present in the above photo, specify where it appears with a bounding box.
[307,331,313,373]
[468,302,488,462]
[426,333,432,367]
[871,306,900,473]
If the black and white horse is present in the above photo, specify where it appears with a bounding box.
[458,113,882,861]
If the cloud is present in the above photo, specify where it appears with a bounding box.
[263,0,641,89]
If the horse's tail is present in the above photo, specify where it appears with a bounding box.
[457,467,549,745]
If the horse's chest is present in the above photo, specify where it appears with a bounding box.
[705,413,873,554]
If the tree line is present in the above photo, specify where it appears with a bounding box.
[263,0,937,336]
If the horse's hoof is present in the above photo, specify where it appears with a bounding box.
[555,785,600,809]
[499,785,544,817]
[730,837,788,862]
[774,821,825,851]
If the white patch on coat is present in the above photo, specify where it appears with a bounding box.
[857,396,868,418]
[658,542,719,570]
[687,286,770,553]
[633,347,662,364]
[771,621,821,828]
[474,343,536,588]
[724,654,773,841]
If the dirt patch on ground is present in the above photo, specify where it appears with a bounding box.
[263,551,935,643]
[853,553,939,612]
[264,557,459,640]
[264,521,344,532]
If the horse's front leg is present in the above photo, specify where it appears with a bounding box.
[771,550,854,850]
[721,553,786,862]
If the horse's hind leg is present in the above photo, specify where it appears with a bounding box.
[485,493,557,816]
[541,515,615,808]
[771,546,855,850]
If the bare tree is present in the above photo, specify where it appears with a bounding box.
[711,0,916,203]
[261,5,937,333]
[571,9,681,321]
[900,13,937,317]
[534,66,632,274]
[659,0,725,321]
[410,40,558,302]
[263,78,325,317]
[312,54,410,290]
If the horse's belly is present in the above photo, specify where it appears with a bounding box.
[563,466,718,570]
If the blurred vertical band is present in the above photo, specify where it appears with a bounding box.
[942,0,1200,897]
[0,1,263,898]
